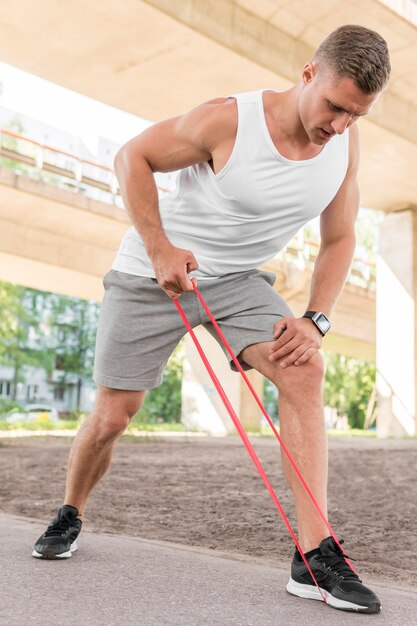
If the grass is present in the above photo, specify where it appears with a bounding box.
[0,412,376,438]
[258,424,377,438]
[126,421,188,433]
[0,418,77,431]
[0,417,188,433]
[326,428,377,438]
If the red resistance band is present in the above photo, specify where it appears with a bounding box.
[174,284,355,601]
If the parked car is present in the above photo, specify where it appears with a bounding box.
[4,404,60,424]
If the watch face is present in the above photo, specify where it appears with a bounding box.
[316,313,331,334]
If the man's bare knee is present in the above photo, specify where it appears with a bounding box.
[89,386,145,443]
[272,352,324,396]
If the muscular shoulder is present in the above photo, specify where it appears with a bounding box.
[176,96,238,153]
[116,96,238,174]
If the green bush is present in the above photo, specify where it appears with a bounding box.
[0,398,25,416]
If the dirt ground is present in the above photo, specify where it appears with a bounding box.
[0,434,416,587]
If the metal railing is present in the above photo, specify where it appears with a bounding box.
[0,128,126,207]
[0,128,376,290]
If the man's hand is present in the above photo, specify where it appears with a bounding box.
[152,243,199,298]
[269,317,323,368]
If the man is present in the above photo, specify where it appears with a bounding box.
[33,25,390,614]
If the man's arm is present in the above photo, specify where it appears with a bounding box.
[113,97,236,298]
[305,124,359,317]
[269,125,360,368]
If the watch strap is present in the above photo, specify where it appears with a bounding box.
[302,311,331,336]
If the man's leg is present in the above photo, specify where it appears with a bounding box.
[240,340,381,612]
[33,385,144,558]
[64,385,145,517]
[206,271,380,612]
[240,343,328,552]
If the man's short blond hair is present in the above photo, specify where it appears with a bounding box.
[313,25,391,94]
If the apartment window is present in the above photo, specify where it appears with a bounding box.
[54,387,65,401]
[26,384,39,402]
[0,380,12,397]
[16,382,25,401]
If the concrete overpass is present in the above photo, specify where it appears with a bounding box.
[1,0,416,213]
[0,0,416,435]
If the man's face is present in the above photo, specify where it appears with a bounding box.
[298,63,379,145]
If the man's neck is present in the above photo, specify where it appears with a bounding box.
[264,85,322,159]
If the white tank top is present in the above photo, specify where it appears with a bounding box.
[111,89,349,279]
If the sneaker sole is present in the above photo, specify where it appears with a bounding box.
[286,577,381,614]
[32,540,78,560]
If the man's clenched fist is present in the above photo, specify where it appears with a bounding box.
[152,243,199,298]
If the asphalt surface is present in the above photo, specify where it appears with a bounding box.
[1,513,416,626]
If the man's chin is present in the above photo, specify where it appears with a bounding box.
[310,134,327,146]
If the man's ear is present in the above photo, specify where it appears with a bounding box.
[302,61,316,85]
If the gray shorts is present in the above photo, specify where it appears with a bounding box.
[92,269,294,390]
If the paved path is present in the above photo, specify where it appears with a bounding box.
[1,513,416,625]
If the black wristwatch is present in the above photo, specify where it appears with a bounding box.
[303,311,331,336]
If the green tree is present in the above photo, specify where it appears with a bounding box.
[0,281,54,401]
[40,294,100,413]
[1,279,185,420]
[263,378,278,421]
[323,352,375,429]
[0,281,99,412]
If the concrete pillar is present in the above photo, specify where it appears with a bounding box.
[239,369,265,433]
[181,328,264,434]
[376,209,417,437]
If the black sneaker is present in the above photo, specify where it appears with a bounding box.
[32,505,82,559]
[286,536,381,613]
